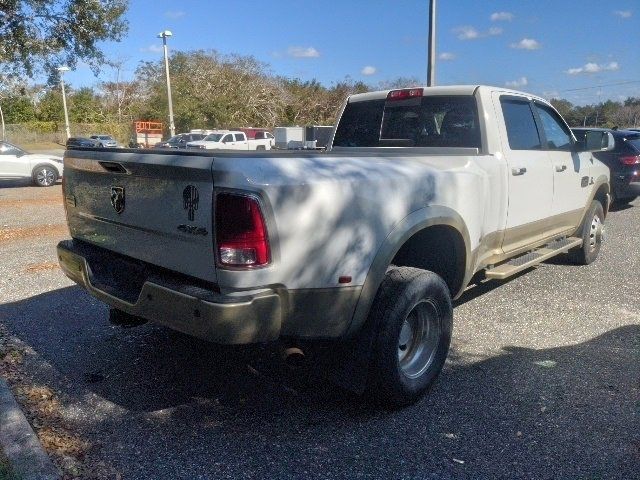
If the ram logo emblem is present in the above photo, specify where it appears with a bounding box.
[110,186,125,214]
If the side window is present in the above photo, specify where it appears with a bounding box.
[0,143,21,156]
[234,133,244,142]
[535,103,573,150]
[222,135,232,143]
[500,98,542,150]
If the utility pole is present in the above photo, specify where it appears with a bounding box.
[57,66,71,139]
[158,30,176,137]
[427,0,436,86]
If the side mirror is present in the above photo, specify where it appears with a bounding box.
[577,131,615,152]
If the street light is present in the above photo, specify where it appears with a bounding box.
[57,66,71,139]
[157,30,176,137]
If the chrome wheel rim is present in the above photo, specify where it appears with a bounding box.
[36,168,55,186]
[589,214,604,252]
[397,300,441,379]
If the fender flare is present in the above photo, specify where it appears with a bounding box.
[574,175,609,234]
[344,205,471,338]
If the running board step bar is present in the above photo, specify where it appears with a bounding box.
[485,237,583,280]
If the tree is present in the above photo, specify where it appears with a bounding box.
[0,1,128,80]
[1,95,36,123]
[69,87,105,123]
[36,90,64,122]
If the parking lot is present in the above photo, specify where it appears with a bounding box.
[0,180,638,479]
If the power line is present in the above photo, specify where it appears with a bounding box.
[560,80,640,93]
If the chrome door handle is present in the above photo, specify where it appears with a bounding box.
[556,165,567,172]
[511,167,527,176]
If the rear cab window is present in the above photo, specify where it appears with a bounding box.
[333,95,481,148]
[499,98,542,150]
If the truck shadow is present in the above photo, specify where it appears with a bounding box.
[1,287,638,478]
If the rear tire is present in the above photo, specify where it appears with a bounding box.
[368,267,453,407]
[32,165,58,187]
[568,200,605,265]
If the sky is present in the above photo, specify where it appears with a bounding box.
[61,0,640,106]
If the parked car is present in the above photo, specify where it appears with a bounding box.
[90,135,118,147]
[572,127,640,204]
[0,141,63,187]
[66,137,100,148]
[154,133,206,149]
[58,85,613,407]
[187,130,273,150]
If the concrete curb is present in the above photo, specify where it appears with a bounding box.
[0,379,60,480]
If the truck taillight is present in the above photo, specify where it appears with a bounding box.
[620,155,640,165]
[215,193,270,267]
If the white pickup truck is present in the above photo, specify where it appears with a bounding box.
[186,130,274,151]
[57,85,612,406]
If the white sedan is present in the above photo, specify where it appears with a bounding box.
[0,141,64,187]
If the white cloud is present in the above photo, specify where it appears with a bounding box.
[140,44,164,54]
[454,26,479,40]
[165,10,186,19]
[454,26,503,40]
[566,61,620,75]
[491,12,514,22]
[438,52,456,61]
[505,77,528,88]
[361,66,377,76]
[287,46,320,58]
[510,38,541,50]
[613,10,632,19]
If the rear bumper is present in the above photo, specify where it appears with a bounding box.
[57,240,281,344]
[612,173,640,200]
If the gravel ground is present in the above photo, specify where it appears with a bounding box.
[0,179,638,479]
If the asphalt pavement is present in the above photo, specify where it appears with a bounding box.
[0,179,638,479]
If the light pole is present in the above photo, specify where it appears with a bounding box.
[158,30,176,137]
[427,0,436,86]
[0,102,5,141]
[57,66,71,139]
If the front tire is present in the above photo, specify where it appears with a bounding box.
[568,200,605,265]
[369,267,453,407]
[32,165,58,187]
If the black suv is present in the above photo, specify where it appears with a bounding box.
[572,128,640,204]
[66,137,100,148]
[154,133,206,149]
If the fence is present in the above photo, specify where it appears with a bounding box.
[3,122,132,146]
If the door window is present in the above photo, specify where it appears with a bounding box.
[534,104,573,150]
[234,133,245,142]
[500,98,542,150]
[222,135,233,143]
[0,143,23,156]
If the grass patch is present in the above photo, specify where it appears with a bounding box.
[19,142,64,152]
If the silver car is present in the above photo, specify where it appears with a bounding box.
[89,135,118,148]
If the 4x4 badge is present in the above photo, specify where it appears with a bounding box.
[110,186,125,214]
[183,185,199,221]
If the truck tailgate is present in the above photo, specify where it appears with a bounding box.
[63,149,217,283]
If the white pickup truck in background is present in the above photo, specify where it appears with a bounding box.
[186,130,274,150]
[58,85,613,407]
